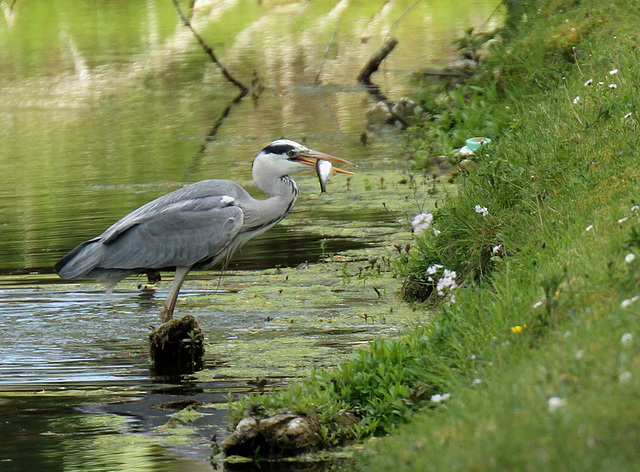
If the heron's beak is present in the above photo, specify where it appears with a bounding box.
[295,149,356,175]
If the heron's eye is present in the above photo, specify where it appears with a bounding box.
[286,150,295,157]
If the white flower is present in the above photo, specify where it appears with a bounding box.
[584,78,593,86]
[471,378,482,387]
[443,269,457,279]
[621,296,639,308]
[412,212,434,235]
[436,270,458,296]
[621,333,633,345]
[572,96,580,104]
[475,204,489,217]
[632,205,639,213]
[586,224,594,232]
[624,112,633,119]
[618,216,628,224]
[430,393,451,403]
[532,300,543,309]
[492,244,502,254]
[548,397,567,412]
[433,228,441,236]
[609,83,618,89]
[625,253,636,264]
[426,264,443,275]
[575,349,584,359]
[609,68,619,75]
[619,371,632,383]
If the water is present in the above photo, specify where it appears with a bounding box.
[0,0,501,469]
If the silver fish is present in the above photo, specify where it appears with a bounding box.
[316,159,333,193]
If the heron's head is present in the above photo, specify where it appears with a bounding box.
[253,139,355,178]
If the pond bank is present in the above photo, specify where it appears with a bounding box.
[358,0,640,470]
[221,0,640,469]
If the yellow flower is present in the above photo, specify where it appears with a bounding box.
[510,324,526,333]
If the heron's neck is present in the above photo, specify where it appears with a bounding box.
[242,174,298,233]
[254,172,298,199]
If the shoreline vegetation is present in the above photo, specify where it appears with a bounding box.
[225,0,640,468]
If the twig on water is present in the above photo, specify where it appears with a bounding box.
[172,0,248,97]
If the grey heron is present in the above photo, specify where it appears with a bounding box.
[54,139,355,323]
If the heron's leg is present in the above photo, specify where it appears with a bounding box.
[160,266,191,323]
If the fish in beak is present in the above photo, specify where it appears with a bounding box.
[292,149,356,193]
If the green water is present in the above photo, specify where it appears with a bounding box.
[0,1,501,470]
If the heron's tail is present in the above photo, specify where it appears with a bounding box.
[54,239,104,279]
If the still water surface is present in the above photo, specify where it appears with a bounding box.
[0,0,500,469]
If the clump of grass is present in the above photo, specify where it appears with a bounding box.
[230,326,459,447]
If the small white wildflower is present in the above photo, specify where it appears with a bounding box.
[436,271,458,296]
[572,96,580,104]
[471,378,483,387]
[448,294,456,304]
[575,349,584,360]
[548,397,567,413]
[624,112,633,119]
[470,354,476,360]
[618,216,628,224]
[586,224,594,232]
[597,81,605,87]
[609,68,619,75]
[475,204,489,217]
[584,78,593,86]
[619,371,632,383]
[492,244,502,254]
[412,212,434,235]
[426,264,443,275]
[430,393,451,403]
[621,333,633,345]
[443,269,457,279]
[433,228,441,236]
[626,253,636,264]
[609,83,618,89]
[533,300,543,309]
[632,205,639,213]
[621,296,639,308]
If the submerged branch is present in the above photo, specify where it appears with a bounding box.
[172,0,248,97]
[357,37,398,103]
[357,38,408,128]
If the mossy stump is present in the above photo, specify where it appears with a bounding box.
[149,314,204,373]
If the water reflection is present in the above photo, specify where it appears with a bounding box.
[0,0,501,273]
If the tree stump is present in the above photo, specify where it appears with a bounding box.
[148,314,204,374]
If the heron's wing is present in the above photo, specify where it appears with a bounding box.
[98,180,246,244]
[97,194,244,270]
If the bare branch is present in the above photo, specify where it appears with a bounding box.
[172,0,248,97]
[357,38,408,128]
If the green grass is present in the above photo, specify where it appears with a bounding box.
[357,0,640,469]
[227,0,640,468]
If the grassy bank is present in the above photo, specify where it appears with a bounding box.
[358,0,640,469]
[227,0,640,468]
